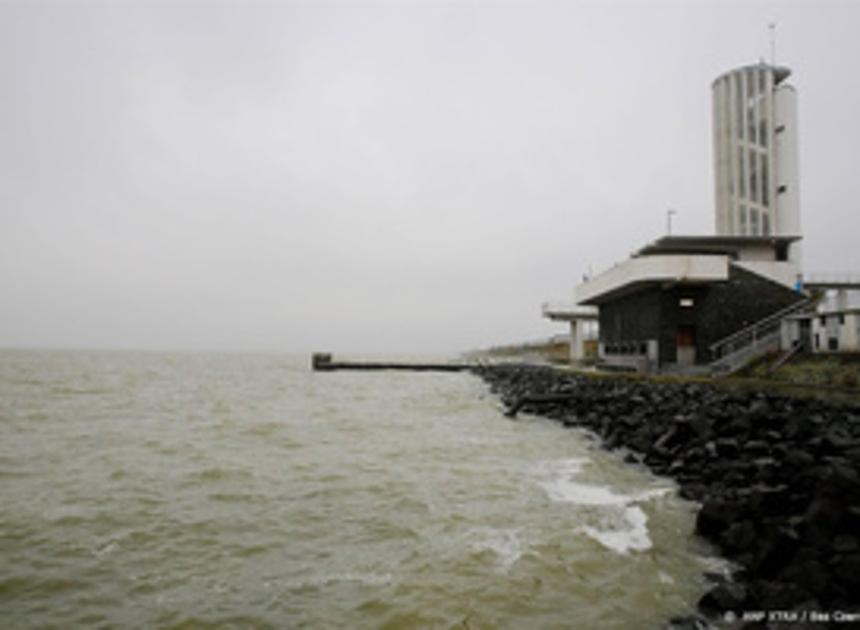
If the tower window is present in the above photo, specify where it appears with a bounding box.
[775,124,786,134]
[762,212,770,236]
[777,184,787,194]
[740,205,748,235]
[746,69,757,143]
[750,208,760,235]
[761,155,769,207]
[749,149,758,203]
[735,74,744,139]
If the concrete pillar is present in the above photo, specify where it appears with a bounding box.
[570,320,586,363]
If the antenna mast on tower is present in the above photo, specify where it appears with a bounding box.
[769,22,777,66]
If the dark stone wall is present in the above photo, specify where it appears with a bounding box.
[695,265,802,360]
[598,290,662,347]
[597,264,803,366]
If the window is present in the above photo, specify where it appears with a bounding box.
[747,69,757,144]
[762,212,770,236]
[750,208,760,235]
[761,155,769,206]
[735,73,744,139]
[839,314,845,325]
[726,84,734,194]
[759,70,768,148]
[680,298,695,308]
[749,149,758,202]
[777,184,787,194]
[724,76,732,147]
[748,107,757,144]
[740,205,748,235]
[739,148,746,197]
[775,124,786,134]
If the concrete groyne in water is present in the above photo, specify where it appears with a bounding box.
[474,363,860,627]
[312,353,476,372]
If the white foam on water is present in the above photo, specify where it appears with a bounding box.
[467,527,524,571]
[658,571,676,585]
[580,505,652,554]
[91,539,119,557]
[536,458,671,554]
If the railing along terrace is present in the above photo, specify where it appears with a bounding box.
[708,298,812,363]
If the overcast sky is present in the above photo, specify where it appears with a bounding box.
[2,0,859,354]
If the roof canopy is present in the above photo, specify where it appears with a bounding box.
[634,235,801,259]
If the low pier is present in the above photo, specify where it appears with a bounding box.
[312,353,476,372]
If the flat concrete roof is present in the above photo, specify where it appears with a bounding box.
[634,235,801,258]
[576,254,730,305]
[711,63,792,87]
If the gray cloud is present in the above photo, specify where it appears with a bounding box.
[2,0,859,353]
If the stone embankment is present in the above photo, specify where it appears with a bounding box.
[474,364,860,627]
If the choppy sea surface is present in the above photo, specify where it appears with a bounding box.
[0,350,722,629]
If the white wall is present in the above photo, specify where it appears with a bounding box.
[734,261,801,289]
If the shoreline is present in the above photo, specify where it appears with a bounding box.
[473,363,860,628]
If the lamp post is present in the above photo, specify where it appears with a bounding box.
[666,209,677,235]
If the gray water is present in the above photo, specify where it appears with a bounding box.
[0,350,721,629]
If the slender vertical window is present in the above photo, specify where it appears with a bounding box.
[759,70,768,149]
[747,69,757,144]
[740,205,748,235]
[748,106,756,144]
[761,154,769,207]
[725,77,733,193]
[750,208,760,235]
[762,212,770,236]
[735,73,743,139]
[738,147,746,197]
[749,149,758,203]
[727,143,734,194]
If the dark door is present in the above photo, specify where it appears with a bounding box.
[676,325,696,366]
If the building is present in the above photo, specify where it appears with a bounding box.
[783,288,860,354]
[542,302,598,363]
[712,63,801,263]
[575,236,805,372]
[547,62,860,372]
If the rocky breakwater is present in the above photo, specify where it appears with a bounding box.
[474,364,860,626]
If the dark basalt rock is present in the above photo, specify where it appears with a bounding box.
[720,520,757,554]
[698,582,748,614]
[697,499,745,538]
[471,363,860,625]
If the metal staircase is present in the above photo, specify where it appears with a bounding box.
[707,298,814,376]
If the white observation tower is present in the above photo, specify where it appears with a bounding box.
[712,63,801,263]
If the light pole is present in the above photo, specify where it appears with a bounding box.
[666,209,677,235]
